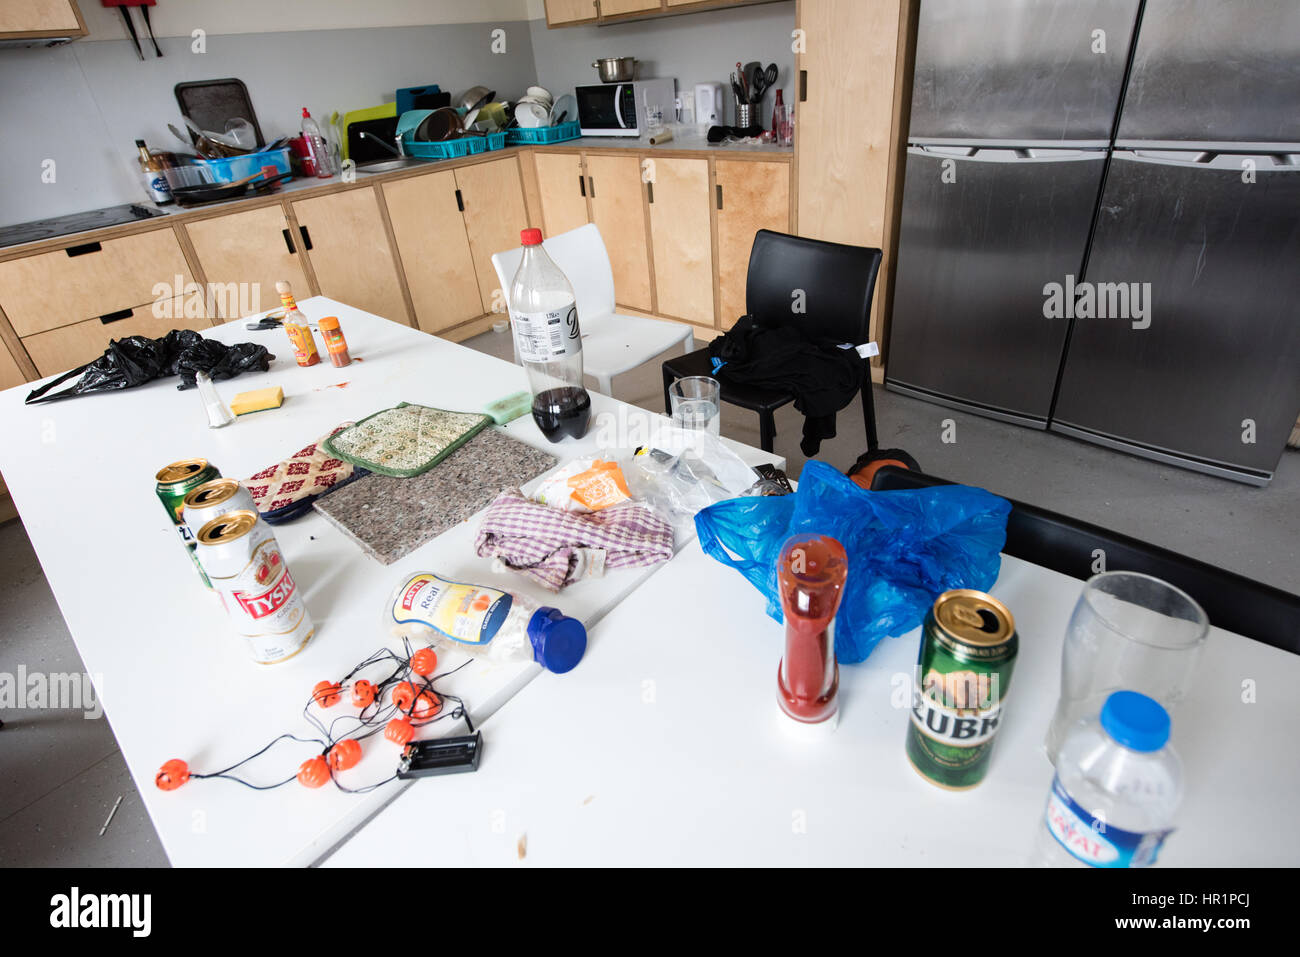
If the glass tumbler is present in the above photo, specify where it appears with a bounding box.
[1045,571,1208,764]
[669,376,721,436]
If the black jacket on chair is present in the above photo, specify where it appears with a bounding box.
[708,314,862,456]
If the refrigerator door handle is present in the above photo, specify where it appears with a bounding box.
[1114,149,1300,169]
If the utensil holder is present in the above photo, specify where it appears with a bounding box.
[735,103,754,128]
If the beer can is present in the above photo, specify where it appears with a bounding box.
[906,589,1018,790]
[181,479,257,542]
[155,458,221,588]
[195,510,314,664]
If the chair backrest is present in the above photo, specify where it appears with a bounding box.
[869,466,1300,654]
[745,229,883,345]
[490,223,616,322]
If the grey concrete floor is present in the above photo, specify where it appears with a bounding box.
[2,330,1295,867]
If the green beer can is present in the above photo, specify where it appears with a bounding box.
[906,589,1018,790]
[155,458,221,588]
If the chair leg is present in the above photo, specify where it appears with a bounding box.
[596,373,613,396]
[861,364,879,452]
[662,366,676,416]
[759,409,776,453]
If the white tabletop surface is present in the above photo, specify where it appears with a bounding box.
[324,540,1300,867]
[0,299,778,867]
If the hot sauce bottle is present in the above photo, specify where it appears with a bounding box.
[777,534,848,729]
[275,280,320,367]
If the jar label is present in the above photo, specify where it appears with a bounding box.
[512,304,582,363]
[1044,774,1174,867]
[389,573,512,645]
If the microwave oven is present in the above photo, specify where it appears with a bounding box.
[575,79,675,137]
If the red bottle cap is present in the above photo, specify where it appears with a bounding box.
[520,228,543,246]
[302,107,310,118]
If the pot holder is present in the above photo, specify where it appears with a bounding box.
[244,424,369,525]
[323,402,492,478]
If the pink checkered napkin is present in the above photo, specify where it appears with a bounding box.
[475,488,674,592]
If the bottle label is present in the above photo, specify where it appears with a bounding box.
[1044,774,1174,867]
[511,304,582,363]
[388,573,512,645]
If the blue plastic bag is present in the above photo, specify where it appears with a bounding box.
[694,461,1011,662]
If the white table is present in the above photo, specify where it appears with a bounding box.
[324,540,1300,867]
[0,299,778,867]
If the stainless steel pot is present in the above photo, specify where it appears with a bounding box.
[592,57,636,83]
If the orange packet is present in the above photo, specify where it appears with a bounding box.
[566,460,631,511]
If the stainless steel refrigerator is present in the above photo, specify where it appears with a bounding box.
[1050,0,1300,484]
[886,0,1142,425]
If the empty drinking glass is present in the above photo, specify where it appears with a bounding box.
[1045,571,1208,765]
[670,376,721,436]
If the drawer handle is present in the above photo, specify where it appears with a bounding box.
[99,308,132,324]
[716,184,723,210]
[300,225,313,251]
[588,176,595,198]
[579,174,586,197]
[282,228,296,254]
[647,181,654,204]
[66,242,103,257]
[799,70,807,102]
[455,188,465,212]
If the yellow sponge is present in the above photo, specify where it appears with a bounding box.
[231,386,284,416]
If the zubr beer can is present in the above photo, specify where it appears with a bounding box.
[195,510,314,664]
[181,479,256,542]
[155,458,221,588]
[906,589,1018,790]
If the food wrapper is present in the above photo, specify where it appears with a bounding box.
[533,459,632,512]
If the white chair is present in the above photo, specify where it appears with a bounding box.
[490,223,695,396]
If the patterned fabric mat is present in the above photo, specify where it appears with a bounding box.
[313,427,559,564]
[323,403,491,478]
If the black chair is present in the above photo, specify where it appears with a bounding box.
[869,466,1300,654]
[661,230,883,454]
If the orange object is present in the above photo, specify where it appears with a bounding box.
[567,460,631,510]
[776,535,848,726]
[350,679,376,708]
[312,680,342,708]
[385,717,415,745]
[410,647,438,676]
[317,316,352,368]
[297,755,331,788]
[391,680,417,713]
[327,739,362,772]
[156,759,190,791]
[412,692,441,720]
[276,281,320,367]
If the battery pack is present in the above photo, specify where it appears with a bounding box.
[396,732,482,778]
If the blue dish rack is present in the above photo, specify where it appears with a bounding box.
[505,121,581,146]
[405,131,507,160]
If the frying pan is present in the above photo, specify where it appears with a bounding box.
[171,171,293,206]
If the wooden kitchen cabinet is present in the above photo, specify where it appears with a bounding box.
[453,157,531,315]
[533,152,591,237]
[184,204,310,319]
[0,0,85,38]
[585,154,653,312]
[0,336,28,391]
[647,157,714,326]
[544,0,599,25]
[22,297,210,377]
[382,170,486,335]
[291,188,410,324]
[599,0,662,16]
[714,159,790,329]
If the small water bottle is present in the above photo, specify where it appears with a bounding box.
[507,229,591,442]
[1030,690,1182,867]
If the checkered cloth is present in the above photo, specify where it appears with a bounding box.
[475,488,674,592]
[245,425,367,524]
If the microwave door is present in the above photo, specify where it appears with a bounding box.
[614,84,631,131]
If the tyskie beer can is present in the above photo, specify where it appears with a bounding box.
[155,458,221,588]
[906,589,1018,790]
[195,509,314,664]
[181,479,257,542]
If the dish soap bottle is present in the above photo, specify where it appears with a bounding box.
[300,108,333,178]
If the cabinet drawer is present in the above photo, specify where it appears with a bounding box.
[0,228,195,337]
[21,297,211,377]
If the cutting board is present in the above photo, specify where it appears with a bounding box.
[313,427,558,565]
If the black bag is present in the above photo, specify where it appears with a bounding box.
[24,330,273,405]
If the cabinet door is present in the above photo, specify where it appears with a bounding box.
[600,0,662,15]
[586,154,652,312]
[0,0,81,33]
[715,160,790,330]
[1,338,28,391]
[545,0,599,25]
[647,157,714,325]
[185,204,310,318]
[454,158,531,315]
[534,152,591,237]
[382,170,486,335]
[291,188,409,323]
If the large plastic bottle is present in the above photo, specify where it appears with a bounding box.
[507,229,591,442]
[301,108,333,178]
[1030,690,1182,867]
[382,571,587,674]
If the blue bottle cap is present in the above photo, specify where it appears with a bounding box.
[1101,690,1171,752]
[526,608,587,674]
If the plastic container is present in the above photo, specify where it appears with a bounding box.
[161,164,216,191]
[383,571,587,673]
[405,138,471,160]
[317,316,351,368]
[505,121,581,146]
[300,108,333,177]
[196,147,292,183]
[1030,690,1182,867]
[508,228,591,443]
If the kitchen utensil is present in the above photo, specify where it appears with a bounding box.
[526,86,554,108]
[736,62,749,101]
[735,103,754,128]
[171,170,291,206]
[175,79,265,149]
[515,101,550,129]
[454,86,496,112]
[744,61,762,99]
[592,57,636,83]
[416,106,464,142]
[548,93,575,127]
[102,0,144,60]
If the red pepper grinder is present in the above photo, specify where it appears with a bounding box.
[776,534,848,730]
